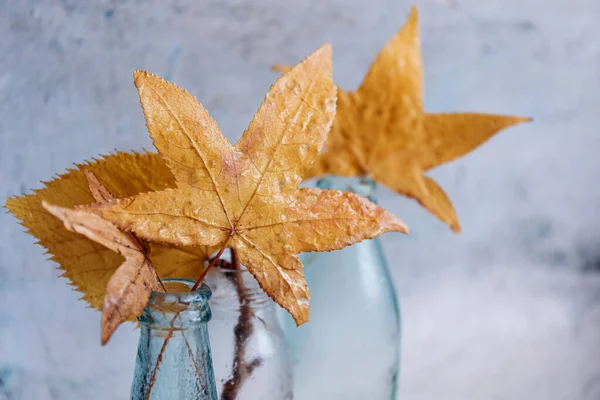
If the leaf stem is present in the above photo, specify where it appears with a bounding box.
[182,331,204,385]
[191,236,232,291]
[143,310,181,399]
[155,269,167,292]
[220,248,260,400]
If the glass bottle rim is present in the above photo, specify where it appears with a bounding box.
[148,278,212,306]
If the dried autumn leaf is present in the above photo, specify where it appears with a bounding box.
[4,151,211,312]
[85,170,163,344]
[84,44,409,325]
[273,6,531,233]
[43,200,158,345]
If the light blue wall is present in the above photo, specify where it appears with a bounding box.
[1,0,599,399]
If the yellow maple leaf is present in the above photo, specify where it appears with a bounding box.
[84,44,409,325]
[5,151,212,311]
[273,6,531,233]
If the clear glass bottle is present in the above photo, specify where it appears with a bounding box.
[206,259,293,400]
[131,279,218,400]
[284,176,401,400]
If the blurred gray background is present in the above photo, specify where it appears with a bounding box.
[1,0,599,399]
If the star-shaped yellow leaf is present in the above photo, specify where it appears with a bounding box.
[274,6,530,233]
[5,151,212,311]
[84,44,409,324]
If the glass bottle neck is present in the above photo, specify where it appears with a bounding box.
[316,176,377,202]
[132,279,217,400]
[138,279,212,330]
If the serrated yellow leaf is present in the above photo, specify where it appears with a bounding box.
[5,151,212,311]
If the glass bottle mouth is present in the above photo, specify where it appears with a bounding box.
[138,279,212,329]
[149,278,212,305]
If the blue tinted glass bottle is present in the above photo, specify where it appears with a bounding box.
[285,177,401,399]
[131,279,218,400]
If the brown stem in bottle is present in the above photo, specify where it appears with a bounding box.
[192,237,232,291]
[220,248,261,400]
[144,311,180,400]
